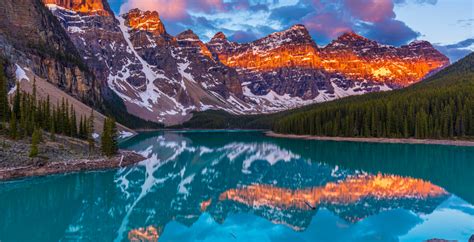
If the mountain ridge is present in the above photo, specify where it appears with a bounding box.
[36,0,450,126]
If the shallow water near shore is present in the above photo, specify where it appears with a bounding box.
[0,130,473,241]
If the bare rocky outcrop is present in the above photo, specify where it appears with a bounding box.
[320,32,449,86]
[0,151,145,181]
[0,0,101,107]
[43,0,110,15]
[0,133,145,181]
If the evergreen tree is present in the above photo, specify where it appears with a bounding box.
[101,117,118,156]
[109,118,118,155]
[273,53,474,140]
[70,104,77,137]
[29,128,40,158]
[9,110,17,139]
[0,61,8,124]
[50,117,56,141]
[87,109,95,152]
[13,81,20,119]
[101,118,111,156]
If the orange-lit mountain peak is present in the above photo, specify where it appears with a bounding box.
[208,26,449,86]
[207,24,321,71]
[125,9,166,35]
[212,32,227,41]
[337,31,369,42]
[320,32,450,86]
[177,30,214,59]
[43,0,110,16]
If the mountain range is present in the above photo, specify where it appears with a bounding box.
[1,0,450,126]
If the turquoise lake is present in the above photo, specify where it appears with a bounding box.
[1,131,473,241]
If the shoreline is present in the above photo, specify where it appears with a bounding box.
[266,131,474,147]
[0,151,146,181]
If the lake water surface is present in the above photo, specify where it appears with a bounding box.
[1,131,473,241]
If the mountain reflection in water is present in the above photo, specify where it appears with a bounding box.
[0,131,473,242]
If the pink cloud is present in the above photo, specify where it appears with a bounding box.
[344,0,395,23]
[303,13,352,42]
[120,0,188,20]
[120,0,228,20]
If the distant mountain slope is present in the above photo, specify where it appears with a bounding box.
[273,53,474,139]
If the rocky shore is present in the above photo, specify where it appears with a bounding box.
[266,131,474,147]
[0,151,144,181]
[0,133,145,181]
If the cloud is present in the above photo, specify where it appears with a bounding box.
[345,0,395,23]
[229,30,260,42]
[361,19,420,46]
[117,0,433,46]
[299,0,420,45]
[435,38,474,62]
[120,0,188,20]
[302,12,352,44]
[457,18,474,28]
[119,0,230,20]
[394,0,438,5]
[269,4,314,26]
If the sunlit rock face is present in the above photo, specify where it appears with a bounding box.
[42,0,110,16]
[43,3,250,125]
[209,25,321,71]
[126,9,166,35]
[207,27,449,100]
[207,25,391,101]
[321,32,450,86]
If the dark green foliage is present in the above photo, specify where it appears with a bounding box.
[87,109,95,152]
[29,128,40,158]
[2,73,93,143]
[0,60,9,124]
[273,53,474,140]
[70,104,77,137]
[177,110,279,129]
[13,81,20,119]
[9,111,17,139]
[101,117,118,157]
[50,116,56,141]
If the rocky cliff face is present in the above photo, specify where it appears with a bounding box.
[0,0,100,107]
[207,26,449,104]
[43,0,110,15]
[208,25,321,71]
[38,1,450,125]
[320,32,449,86]
[43,4,251,125]
[207,25,389,105]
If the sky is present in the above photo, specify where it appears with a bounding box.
[108,0,473,61]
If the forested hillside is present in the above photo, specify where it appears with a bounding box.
[273,53,474,139]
